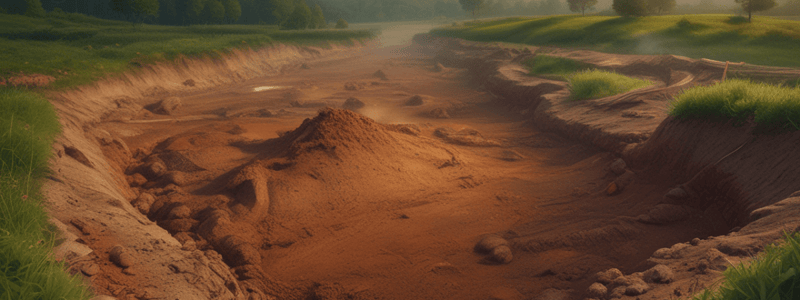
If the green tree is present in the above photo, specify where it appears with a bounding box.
[270,0,294,26]
[284,0,311,29]
[202,0,225,23]
[459,0,485,18]
[612,0,648,16]
[309,3,325,28]
[736,0,776,21]
[334,17,348,28]
[183,0,206,23]
[646,0,675,14]
[222,0,241,22]
[158,0,178,25]
[567,0,598,15]
[112,0,159,23]
[23,0,45,17]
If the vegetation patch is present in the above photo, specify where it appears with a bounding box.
[0,88,92,300]
[431,15,800,67]
[692,232,800,300]
[568,69,652,100]
[669,79,800,132]
[521,54,591,80]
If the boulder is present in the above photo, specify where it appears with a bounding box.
[216,235,262,267]
[609,158,627,175]
[475,234,509,253]
[405,95,424,106]
[644,264,674,283]
[149,97,182,115]
[109,245,136,268]
[596,268,623,284]
[587,283,607,298]
[490,245,513,264]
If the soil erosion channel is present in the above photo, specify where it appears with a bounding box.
[70,35,741,299]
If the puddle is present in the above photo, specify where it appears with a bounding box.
[253,86,289,92]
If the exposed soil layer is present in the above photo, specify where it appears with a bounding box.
[46,32,800,300]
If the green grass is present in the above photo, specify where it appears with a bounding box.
[521,55,592,80]
[1,89,92,300]
[431,14,800,67]
[692,232,800,300]
[568,69,652,100]
[669,79,800,132]
[0,13,373,88]
[0,12,374,299]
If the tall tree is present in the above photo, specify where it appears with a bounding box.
[202,0,225,23]
[646,0,674,14]
[284,0,310,29]
[459,0,485,18]
[222,0,241,22]
[567,0,597,15]
[736,0,776,21]
[24,0,45,17]
[183,0,206,23]
[111,0,159,23]
[309,3,325,28]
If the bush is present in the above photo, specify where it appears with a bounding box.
[612,0,649,16]
[23,0,45,17]
[335,18,348,29]
[726,15,749,24]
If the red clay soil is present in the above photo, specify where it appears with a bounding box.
[44,32,800,300]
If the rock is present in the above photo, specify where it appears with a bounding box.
[433,62,446,72]
[196,210,234,243]
[142,161,167,180]
[163,171,188,186]
[610,158,627,175]
[182,79,196,87]
[90,296,117,300]
[301,63,311,69]
[434,127,500,147]
[705,248,732,271]
[344,82,363,91]
[405,95,424,106]
[64,145,94,168]
[534,288,572,300]
[606,182,618,196]
[691,238,701,246]
[430,262,460,275]
[491,245,513,264]
[613,170,636,191]
[653,243,689,259]
[342,97,365,110]
[80,261,100,276]
[500,150,524,162]
[475,234,509,253]
[373,69,388,80]
[489,286,523,300]
[625,279,649,296]
[168,205,192,220]
[637,204,690,224]
[611,275,637,287]
[608,286,626,299]
[109,245,135,268]
[149,97,182,115]
[665,187,688,200]
[587,283,607,298]
[216,235,262,267]
[428,107,450,119]
[161,218,197,233]
[596,268,623,284]
[126,173,147,187]
[131,192,156,215]
[644,264,674,283]
[173,232,195,245]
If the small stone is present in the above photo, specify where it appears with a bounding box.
[613,170,636,191]
[344,82,362,91]
[610,158,627,175]
[500,150,524,162]
[490,245,513,264]
[168,205,192,219]
[164,171,188,186]
[691,238,701,246]
[430,262,460,274]
[665,187,688,200]
[475,234,509,253]
[143,161,167,180]
[653,247,672,259]
[429,107,450,119]
[150,97,182,115]
[625,281,649,296]
[127,173,147,187]
[587,283,607,298]
[373,70,388,80]
[109,245,135,268]
[131,192,156,215]
[608,286,626,299]
[596,268,623,284]
[644,264,674,283]
[80,262,100,276]
[606,182,618,195]
[405,95,424,106]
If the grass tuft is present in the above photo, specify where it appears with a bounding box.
[568,69,652,100]
[669,79,800,131]
[692,232,800,300]
[521,55,591,81]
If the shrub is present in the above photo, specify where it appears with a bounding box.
[726,15,749,24]
[23,0,45,18]
[335,18,348,29]
[612,0,649,16]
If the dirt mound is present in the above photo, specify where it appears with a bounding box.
[341,97,365,110]
[434,127,500,147]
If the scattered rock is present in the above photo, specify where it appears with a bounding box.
[608,286,626,299]
[216,235,262,267]
[489,286,523,300]
[691,238,701,246]
[182,79,196,87]
[131,192,156,215]
[613,170,636,191]
[500,150,524,162]
[587,283,607,298]
[490,245,513,264]
[430,262,460,275]
[344,81,364,91]
[168,205,192,219]
[428,107,450,119]
[665,186,689,200]
[652,243,689,259]
[434,127,500,147]
[625,279,649,296]
[63,145,94,168]
[373,69,388,80]
[163,171,188,186]
[475,234,509,253]
[109,245,135,268]
[388,124,420,136]
[644,264,674,283]
[342,97,365,110]
[534,288,572,300]
[196,210,234,243]
[126,173,147,187]
[405,95,424,106]
[596,268,623,284]
[148,97,182,115]
[606,182,618,196]
[637,204,691,224]
[142,161,167,180]
[609,158,627,175]
[80,261,100,276]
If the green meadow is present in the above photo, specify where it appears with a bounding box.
[432,14,800,67]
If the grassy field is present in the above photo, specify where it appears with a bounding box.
[693,232,800,300]
[0,12,372,300]
[670,79,800,132]
[0,11,373,88]
[521,55,592,80]
[432,14,800,67]
[569,69,652,100]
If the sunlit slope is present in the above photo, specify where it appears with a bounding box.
[431,15,800,67]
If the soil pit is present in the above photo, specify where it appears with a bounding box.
[71,42,772,300]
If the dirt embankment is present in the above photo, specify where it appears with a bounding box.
[416,33,800,299]
[45,41,367,300]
